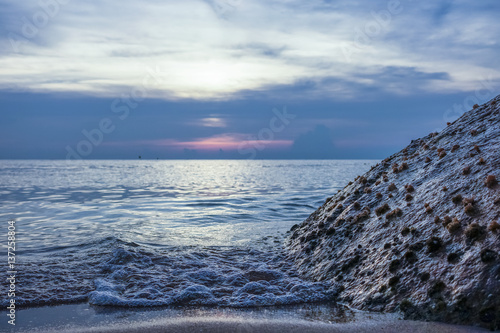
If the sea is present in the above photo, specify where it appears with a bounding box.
[0,160,376,310]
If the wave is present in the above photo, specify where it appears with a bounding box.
[5,239,337,309]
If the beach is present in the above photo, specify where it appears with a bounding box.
[9,303,490,333]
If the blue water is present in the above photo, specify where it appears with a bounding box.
[0,160,375,308]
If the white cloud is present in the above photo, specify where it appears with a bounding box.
[0,0,499,100]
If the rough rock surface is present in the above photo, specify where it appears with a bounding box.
[286,95,500,330]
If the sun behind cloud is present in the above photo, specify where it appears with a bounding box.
[1,1,499,100]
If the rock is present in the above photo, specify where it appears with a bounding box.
[286,95,500,329]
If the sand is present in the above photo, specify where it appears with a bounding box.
[59,317,491,333]
[8,303,491,333]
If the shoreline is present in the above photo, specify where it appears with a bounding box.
[4,302,491,333]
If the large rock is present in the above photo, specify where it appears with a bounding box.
[286,95,500,329]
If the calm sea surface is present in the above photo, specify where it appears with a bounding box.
[0,160,375,308]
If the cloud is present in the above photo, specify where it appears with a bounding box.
[195,117,228,128]
[2,88,494,159]
[106,133,293,152]
[0,0,499,100]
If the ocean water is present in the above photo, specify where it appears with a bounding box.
[0,160,375,309]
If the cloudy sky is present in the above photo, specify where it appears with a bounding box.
[0,0,499,159]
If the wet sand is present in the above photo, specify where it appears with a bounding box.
[8,303,492,333]
[56,316,491,333]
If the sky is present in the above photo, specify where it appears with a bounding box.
[0,0,499,159]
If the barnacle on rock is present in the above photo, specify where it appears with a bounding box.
[488,221,500,232]
[386,208,403,220]
[354,207,371,223]
[478,157,485,165]
[473,104,479,109]
[447,218,461,232]
[404,250,416,263]
[470,129,478,136]
[375,203,391,216]
[426,237,442,252]
[439,151,447,159]
[462,197,475,205]
[485,175,498,188]
[389,259,401,273]
[405,184,415,193]
[388,275,400,286]
[442,216,452,227]
[434,216,441,224]
[376,192,383,199]
[405,194,413,201]
[452,194,463,204]
[388,183,397,191]
[464,203,475,215]
[462,166,471,175]
[425,205,433,214]
[451,144,460,153]
[480,249,497,263]
[447,252,459,263]
[465,223,484,241]
[420,272,430,281]
[326,225,336,235]
[364,187,372,194]
[401,227,410,236]
[473,145,481,153]
[428,280,446,297]
[442,186,448,191]
[388,194,393,198]
[353,201,361,210]
[399,162,409,171]
[425,157,431,163]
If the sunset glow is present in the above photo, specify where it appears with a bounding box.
[131,134,293,152]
